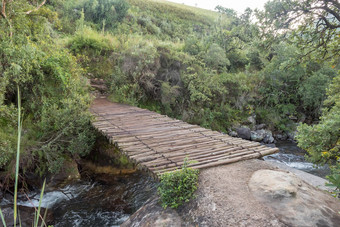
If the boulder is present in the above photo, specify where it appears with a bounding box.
[287,131,297,141]
[247,115,256,125]
[262,130,275,144]
[46,159,80,189]
[236,127,251,140]
[250,130,266,142]
[249,170,340,227]
[228,130,238,137]
[275,133,288,141]
[250,129,274,143]
[255,124,266,130]
[121,197,183,227]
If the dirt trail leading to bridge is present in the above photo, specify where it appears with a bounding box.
[178,159,340,227]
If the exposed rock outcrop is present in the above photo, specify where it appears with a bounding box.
[262,130,275,144]
[236,126,251,140]
[249,169,340,227]
[250,129,275,143]
[250,129,266,142]
[121,197,183,227]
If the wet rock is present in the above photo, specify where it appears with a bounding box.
[255,124,266,130]
[287,131,297,141]
[228,130,238,137]
[247,115,256,125]
[121,197,183,227]
[249,170,340,227]
[47,159,80,189]
[262,130,275,144]
[275,133,288,141]
[236,127,251,140]
[0,205,54,226]
[265,143,276,148]
[250,130,266,142]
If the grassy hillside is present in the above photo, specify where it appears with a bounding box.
[127,0,219,24]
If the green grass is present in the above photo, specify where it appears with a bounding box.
[127,0,219,25]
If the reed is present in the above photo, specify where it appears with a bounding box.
[0,86,47,227]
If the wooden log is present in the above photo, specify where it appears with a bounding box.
[155,147,278,174]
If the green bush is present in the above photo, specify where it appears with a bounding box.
[158,160,199,209]
[326,163,340,197]
[204,43,229,71]
[0,3,96,177]
[68,28,115,55]
[82,0,130,29]
[298,67,335,117]
[297,72,340,196]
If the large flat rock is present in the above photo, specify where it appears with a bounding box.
[179,159,340,226]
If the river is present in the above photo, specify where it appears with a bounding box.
[7,173,158,226]
[263,141,331,178]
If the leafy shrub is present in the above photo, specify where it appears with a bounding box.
[183,36,203,56]
[68,28,115,55]
[0,10,96,177]
[158,160,199,209]
[204,43,229,70]
[297,72,340,196]
[326,163,340,198]
[82,0,130,29]
[298,67,335,117]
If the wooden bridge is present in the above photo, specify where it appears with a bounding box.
[90,97,279,176]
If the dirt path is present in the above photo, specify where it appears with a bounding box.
[179,159,286,226]
[123,159,340,226]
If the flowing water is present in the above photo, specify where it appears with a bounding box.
[263,141,331,178]
[8,172,157,226]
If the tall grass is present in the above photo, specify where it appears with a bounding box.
[0,86,47,227]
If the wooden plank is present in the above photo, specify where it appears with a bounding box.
[91,98,280,176]
[155,148,279,174]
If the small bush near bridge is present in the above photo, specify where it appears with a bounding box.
[158,160,199,209]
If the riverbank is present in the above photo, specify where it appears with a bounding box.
[123,159,340,226]
[1,140,337,226]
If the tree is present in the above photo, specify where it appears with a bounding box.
[297,72,340,194]
[0,0,95,184]
[256,0,340,59]
[1,0,47,38]
[204,43,229,71]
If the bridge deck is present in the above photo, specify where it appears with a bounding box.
[90,97,279,175]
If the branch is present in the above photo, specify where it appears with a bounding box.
[325,0,340,10]
[322,5,340,25]
[319,14,340,29]
[1,0,6,19]
[25,0,46,15]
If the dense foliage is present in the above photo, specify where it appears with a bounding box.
[0,1,95,185]
[0,0,339,192]
[158,161,199,209]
